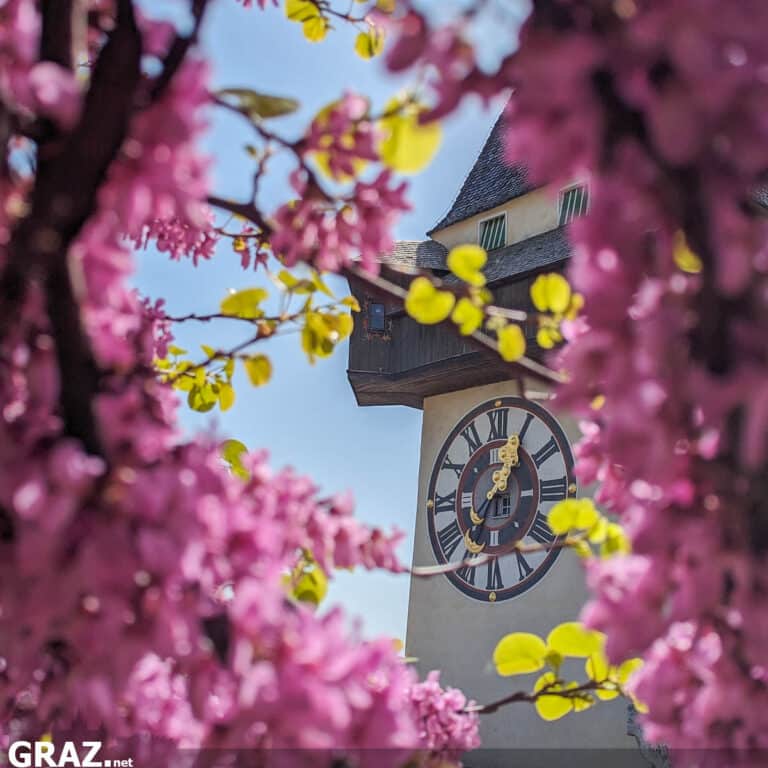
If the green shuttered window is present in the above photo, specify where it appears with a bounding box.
[558,185,589,226]
[478,214,506,251]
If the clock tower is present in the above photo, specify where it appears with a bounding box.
[347,116,655,767]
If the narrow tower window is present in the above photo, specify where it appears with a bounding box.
[478,214,506,251]
[558,184,589,226]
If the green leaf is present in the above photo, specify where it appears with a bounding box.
[168,344,187,356]
[220,287,269,319]
[216,88,300,120]
[447,244,487,287]
[546,622,604,659]
[493,632,547,676]
[243,355,273,387]
[404,277,455,325]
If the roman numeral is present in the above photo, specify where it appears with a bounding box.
[486,558,504,591]
[460,422,482,454]
[434,490,456,514]
[539,476,567,502]
[487,408,509,441]
[488,529,499,547]
[437,521,463,559]
[518,412,534,443]
[532,436,559,468]
[528,511,555,546]
[461,491,473,509]
[516,550,534,580]
[442,455,464,478]
[457,554,477,586]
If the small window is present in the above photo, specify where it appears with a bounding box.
[559,184,589,226]
[368,302,386,332]
[490,494,512,520]
[479,214,506,251]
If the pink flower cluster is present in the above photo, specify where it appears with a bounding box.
[408,672,481,766]
[390,0,768,760]
[0,2,479,765]
[270,168,410,274]
[303,92,380,181]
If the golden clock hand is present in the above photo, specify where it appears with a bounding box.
[463,528,485,554]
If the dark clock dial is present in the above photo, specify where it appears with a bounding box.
[426,397,576,602]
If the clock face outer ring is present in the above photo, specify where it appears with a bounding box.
[426,396,576,603]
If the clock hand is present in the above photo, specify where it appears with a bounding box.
[486,433,520,500]
[464,496,493,553]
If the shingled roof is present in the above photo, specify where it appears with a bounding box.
[383,239,447,270]
[428,114,530,234]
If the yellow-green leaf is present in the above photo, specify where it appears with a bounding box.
[216,88,300,120]
[600,522,631,557]
[493,632,547,676]
[616,657,643,685]
[188,383,217,413]
[310,270,334,298]
[547,498,599,535]
[498,323,526,362]
[379,100,441,174]
[340,295,361,311]
[536,326,561,349]
[220,287,269,319]
[673,230,702,274]
[376,0,396,10]
[534,673,572,721]
[302,16,328,41]
[221,438,249,479]
[292,563,329,606]
[447,244,487,287]
[285,0,320,21]
[243,355,272,387]
[547,622,604,658]
[218,382,235,411]
[451,297,484,336]
[531,272,572,314]
[354,27,385,59]
[405,277,455,325]
[168,344,187,356]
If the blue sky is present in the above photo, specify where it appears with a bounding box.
[133,0,505,643]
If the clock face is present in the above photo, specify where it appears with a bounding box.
[426,397,576,603]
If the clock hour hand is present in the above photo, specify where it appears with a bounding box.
[464,496,493,553]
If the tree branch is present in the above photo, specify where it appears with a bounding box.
[39,0,76,69]
[1,0,143,456]
[147,0,211,104]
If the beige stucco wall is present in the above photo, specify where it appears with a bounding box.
[431,187,560,251]
[405,380,644,767]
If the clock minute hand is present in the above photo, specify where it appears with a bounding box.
[486,433,520,500]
